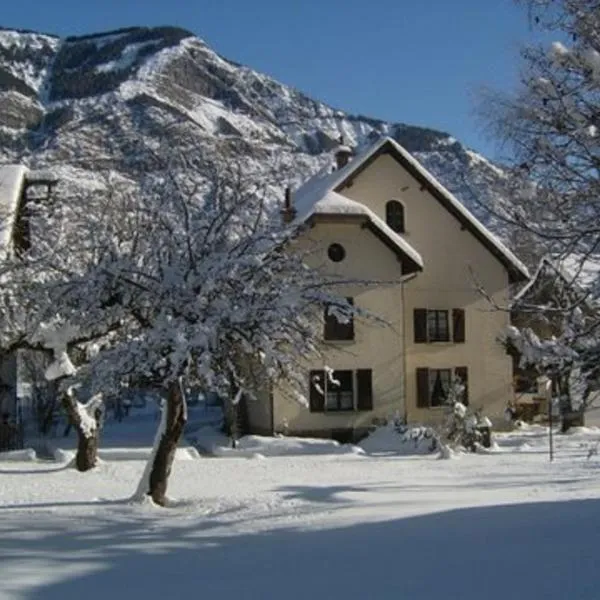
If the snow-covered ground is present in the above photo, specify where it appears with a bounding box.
[1,424,600,599]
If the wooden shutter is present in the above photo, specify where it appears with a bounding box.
[416,368,430,408]
[453,308,465,343]
[309,370,325,412]
[455,366,469,406]
[356,369,373,411]
[414,309,427,343]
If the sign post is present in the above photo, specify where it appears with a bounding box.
[545,378,554,462]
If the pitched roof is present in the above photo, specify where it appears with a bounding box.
[296,189,423,274]
[0,164,28,254]
[514,254,600,305]
[294,137,530,283]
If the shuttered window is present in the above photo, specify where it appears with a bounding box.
[414,308,466,343]
[308,369,374,413]
[416,366,469,408]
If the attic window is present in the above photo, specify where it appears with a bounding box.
[386,200,405,234]
[328,243,346,262]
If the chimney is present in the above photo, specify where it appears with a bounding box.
[281,186,297,224]
[334,135,353,170]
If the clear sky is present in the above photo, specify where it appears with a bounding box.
[3,0,538,158]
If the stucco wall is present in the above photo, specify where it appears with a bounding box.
[272,220,409,435]
[339,153,513,423]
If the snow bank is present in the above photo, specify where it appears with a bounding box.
[98,446,200,461]
[0,448,37,462]
[49,446,199,463]
[53,448,75,463]
[197,431,365,458]
[359,424,439,455]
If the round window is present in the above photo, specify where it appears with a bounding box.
[327,243,346,262]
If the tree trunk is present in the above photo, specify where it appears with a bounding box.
[554,372,583,433]
[148,380,187,506]
[75,422,100,471]
[61,394,100,472]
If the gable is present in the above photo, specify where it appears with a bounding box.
[301,218,417,283]
[333,139,528,283]
[293,137,528,284]
[295,190,423,275]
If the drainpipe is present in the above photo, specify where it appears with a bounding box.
[401,272,418,424]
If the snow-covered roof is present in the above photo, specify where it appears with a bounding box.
[0,164,28,253]
[514,254,600,304]
[296,190,423,272]
[294,137,530,283]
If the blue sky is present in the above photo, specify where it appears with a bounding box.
[3,0,538,157]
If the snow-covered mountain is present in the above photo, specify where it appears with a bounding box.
[0,26,512,236]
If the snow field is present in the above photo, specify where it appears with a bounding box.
[1,425,600,598]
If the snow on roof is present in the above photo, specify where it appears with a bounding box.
[294,136,529,281]
[0,164,28,253]
[514,254,600,303]
[296,189,423,270]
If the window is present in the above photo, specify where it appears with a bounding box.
[427,310,450,342]
[325,370,354,411]
[385,200,405,233]
[327,243,346,262]
[414,308,465,343]
[428,369,452,407]
[324,298,354,341]
[416,367,469,408]
[309,369,373,412]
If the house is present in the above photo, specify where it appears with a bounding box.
[243,137,529,441]
[509,254,600,422]
[0,164,57,435]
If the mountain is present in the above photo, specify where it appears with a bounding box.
[0,25,513,238]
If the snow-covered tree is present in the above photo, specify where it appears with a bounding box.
[1,140,362,504]
[479,0,600,429]
[0,176,128,471]
[87,146,360,505]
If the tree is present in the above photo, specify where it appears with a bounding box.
[3,140,355,505]
[480,0,600,430]
[0,180,124,471]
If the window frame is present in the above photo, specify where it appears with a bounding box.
[308,368,373,413]
[428,368,452,407]
[426,309,450,342]
[325,369,355,412]
[416,366,469,409]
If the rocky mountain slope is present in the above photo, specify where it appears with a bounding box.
[0,25,512,236]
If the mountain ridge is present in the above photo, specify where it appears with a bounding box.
[0,25,514,244]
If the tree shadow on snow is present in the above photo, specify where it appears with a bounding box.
[0,498,599,600]
[276,485,369,504]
